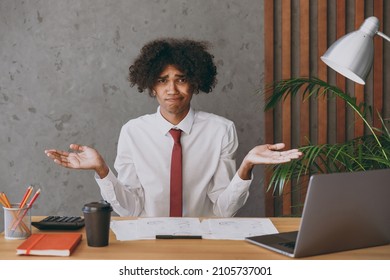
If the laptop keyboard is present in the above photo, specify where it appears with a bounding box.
[279,241,296,249]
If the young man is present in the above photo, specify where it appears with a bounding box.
[45,38,302,217]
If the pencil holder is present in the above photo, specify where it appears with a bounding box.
[3,203,31,240]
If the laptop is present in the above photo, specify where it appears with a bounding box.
[246,168,390,258]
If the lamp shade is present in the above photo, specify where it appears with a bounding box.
[321,17,379,85]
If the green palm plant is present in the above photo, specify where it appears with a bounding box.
[263,77,390,195]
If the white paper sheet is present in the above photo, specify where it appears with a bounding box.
[110,217,202,240]
[137,217,202,239]
[200,218,279,240]
[110,217,278,241]
[110,219,139,241]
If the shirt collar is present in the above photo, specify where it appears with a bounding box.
[156,106,195,136]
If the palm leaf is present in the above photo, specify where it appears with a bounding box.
[262,77,390,194]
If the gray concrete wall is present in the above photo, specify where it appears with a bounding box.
[0,0,265,231]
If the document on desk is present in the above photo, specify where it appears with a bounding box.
[110,220,139,241]
[110,218,278,241]
[110,218,202,240]
[137,217,202,239]
[200,218,278,240]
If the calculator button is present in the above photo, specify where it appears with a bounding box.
[31,216,85,230]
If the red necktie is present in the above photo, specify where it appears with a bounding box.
[169,129,182,217]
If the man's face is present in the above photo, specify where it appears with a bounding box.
[153,65,193,124]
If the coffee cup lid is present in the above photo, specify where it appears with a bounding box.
[82,200,113,213]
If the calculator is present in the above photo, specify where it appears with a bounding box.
[32,216,85,230]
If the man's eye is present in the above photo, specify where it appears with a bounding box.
[157,79,167,83]
[178,78,187,83]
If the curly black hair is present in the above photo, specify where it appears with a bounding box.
[128,38,217,96]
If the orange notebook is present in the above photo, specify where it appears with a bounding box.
[16,233,82,256]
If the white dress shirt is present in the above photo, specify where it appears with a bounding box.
[95,107,251,217]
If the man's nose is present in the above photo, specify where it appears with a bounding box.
[166,81,178,94]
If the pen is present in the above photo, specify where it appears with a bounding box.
[156,235,202,239]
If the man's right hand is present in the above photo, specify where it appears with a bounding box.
[45,144,109,178]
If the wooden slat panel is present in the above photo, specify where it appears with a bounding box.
[263,1,388,217]
[299,0,310,209]
[317,0,328,144]
[336,0,347,143]
[281,0,292,216]
[264,0,275,217]
[300,0,310,144]
[373,0,384,128]
[354,0,365,137]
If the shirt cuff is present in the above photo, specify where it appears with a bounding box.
[230,172,252,192]
[95,168,117,189]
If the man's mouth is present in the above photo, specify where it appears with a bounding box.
[166,98,182,102]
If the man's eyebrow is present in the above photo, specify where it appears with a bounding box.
[157,74,186,79]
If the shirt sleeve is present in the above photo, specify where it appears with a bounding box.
[95,124,145,217]
[208,122,251,217]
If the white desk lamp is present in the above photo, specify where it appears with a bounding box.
[321,16,390,85]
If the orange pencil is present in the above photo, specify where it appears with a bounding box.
[0,193,8,207]
[0,192,11,208]
[16,186,33,217]
[14,186,34,233]
[27,189,41,208]
[19,186,33,209]
[11,189,41,231]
